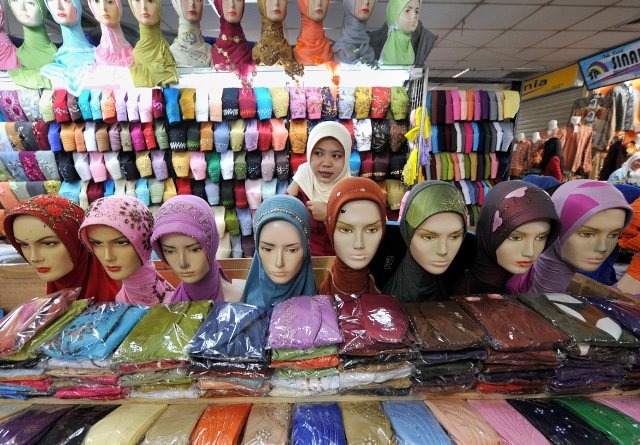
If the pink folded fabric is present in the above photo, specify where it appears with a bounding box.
[467,399,549,445]
[593,397,640,422]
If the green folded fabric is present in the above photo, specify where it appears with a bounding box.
[272,345,338,361]
[274,368,338,379]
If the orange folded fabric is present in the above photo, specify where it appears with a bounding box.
[270,355,340,369]
[191,404,252,445]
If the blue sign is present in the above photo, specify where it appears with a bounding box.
[579,39,640,90]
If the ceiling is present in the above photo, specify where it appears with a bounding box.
[4,0,640,82]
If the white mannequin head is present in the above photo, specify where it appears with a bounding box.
[306,0,328,21]
[46,0,78,25]
[570,116,581,126]
[9,0,44,27]
[396,0,419,34]
[531,132,541,143]
[264,0,287,22]
[547,120,558,131]
[354,0,375,20]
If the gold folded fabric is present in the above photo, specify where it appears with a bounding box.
[424,400,500,445]
[74,123,87,152]
[5,123,23,151]
[242,403,291,445]
[191,404,252,445]
[60,122,77,152]
[200,122,214,151]
[340,401,396,444]
[83,403,167,445]
[141,404,206,445]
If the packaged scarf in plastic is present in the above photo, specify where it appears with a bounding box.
[594,396,640,423]
[83,404,167,445]
[340,402,396,444]
[270,374,340,397]
[0,404,73,444]
[291,403,346,445]
[425,399,501,445]
[191,404,252,445]
[37,405,118,445]
[141,404,206,445]
[243,403,291,445]
[578,295,640,337]
[381,401,450,445]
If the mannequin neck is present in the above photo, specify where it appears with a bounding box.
[570,116,581,126]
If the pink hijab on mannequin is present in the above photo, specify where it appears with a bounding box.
[87,0,133,66]
[0,5,19,69]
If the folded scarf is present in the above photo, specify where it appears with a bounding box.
[83,404,167,445]
[191,404,252,445]
[291,403,345,445]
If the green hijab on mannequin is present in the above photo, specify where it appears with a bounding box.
[381,0,418,65]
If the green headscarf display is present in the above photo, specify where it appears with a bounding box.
[381,0,417,65]
[8,0,56,89]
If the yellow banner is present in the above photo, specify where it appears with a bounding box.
[521,65,582,100]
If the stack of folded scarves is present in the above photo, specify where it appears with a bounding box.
[268,296,343,397]
[188,302,271,397]
[456,294,569,394]
[403,300,487,394]
[518,293,640,395]
[40,302,148,400]
[334,294,416,396]
[111,301,211,399]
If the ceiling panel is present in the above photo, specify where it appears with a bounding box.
[420,3,476,29]
[439,29,503,47]
[515,6,602,30]
[569,7,640,31]
[461,4,540,30]
[486,30,557,48]
[535,31,597,48]
[567,31,640,48]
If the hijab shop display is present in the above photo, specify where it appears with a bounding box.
[293,0,333,66]
[3,195,120,303]
[508,179,633,294]
[79,195,175,305]
[40,0,96,96]
[319,176,386,295]
[87,0,134,69]
[170,0,211,66]
[151,195,226,303]
[380,0,419,65]
[7,0,57,88]
[128,0,178,86]
[332,0,376,64]
[384,180,468,302]
[211,0,254,85]
[0,3,19,70]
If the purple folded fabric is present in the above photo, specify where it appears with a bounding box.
[268,295,342,349]
[0,404,73,444]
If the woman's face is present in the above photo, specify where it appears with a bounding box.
[496,220,551,274]
[396,0,419,33]
[561,208,627,272]
[409,212,465,275]
[309,137,346,185]
[353,0,375,20]
[12,215,74,283]
[46,0,77,25]
[258,220,304,284]
[221,0,243,23]
[86,225,142,281]
[9,0,43,27]
[333,200,383,270]
[160,233,210,284]
[307,0,328,21]
[264,0,287,22]
[131,0,159,25]
[179,0,203,23]
[91,0,120,27]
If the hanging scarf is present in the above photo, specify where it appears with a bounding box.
[87,0,133,66]
[292,121,352,202]
[3,195,120,302]
[151,195,225,303]
[128,0,178,87]
[7,0,56,88]
[0,6,18,69]
[332,0,375,64]
[252,0,304,79]
[319,177,386,295]
[508,179,632,294]
[383,180,467,302]
[211,0,254,82]
[241,195,317,307]
[169,0,211,66]
[40,0,96,96]
[293,0,333,65]
[456,180,560,294]
[79,196,175,305]
[380,0,415,65]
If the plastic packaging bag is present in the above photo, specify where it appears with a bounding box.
[243,403,291,445]
[37,405,118,445]
[141,404,206,445]
[339,402,396,445]
[0,404,73,444]
[190,404,252,445]
[83,404,167,445]
[291,403,345,445]
[382,401,451,445]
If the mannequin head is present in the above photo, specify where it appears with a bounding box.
[570,115,581,126]
[306,0,328,21]
[89,0,121,26]
[409,212,465,275]
[496,220,551,274]
[221,0,243,23]
[547,119,558,131]
[258,219,304,284]
[11,215,74,282]
[310,137,346,185]
[395,0,419,33]
[353,0,375,20]
[86,224,142,280]
[333,200,384,270]
[9,0,44,27]
[264,0,287,22]
[130,0,160,25]
[46,0,77,25]
[561,208,626,272]
[160,233,209,283]
[173,0,203,23]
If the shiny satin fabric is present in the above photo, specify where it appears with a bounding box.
[243,403,292,445]
[425,400,501,445]
[291,403,346,445]
[141,404,206,445]
[508,399,616,445]
[339,402,396,444]
[83,404,167,445]
[191,404,252,445]
[37,404,118,445]
[593,397,640,422]
[0,404,73,444]
[381,401,451,445]
[578,295,640,336]
[456,294,569,351]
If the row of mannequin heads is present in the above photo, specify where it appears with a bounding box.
[516,118,582,144]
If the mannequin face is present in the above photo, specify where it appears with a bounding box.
[9,0,43,27]
[221,0,243,23]
[310,137,345,185]
[561,209,626,272]
[160,234,210,284]
[353,0,375,20]
[12,215,74,282]
[258,220,304,284]
[130,0,160,25]
[495,220,551,274]
[307,0,328,21]
[91,0,120,27]
[86,225,142,281]
[409,212,465,275]
[333,200,384,270]
[396,0,419,33]
[46,0,77,25]
[179,0,203,23]
[264,0,287,22]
